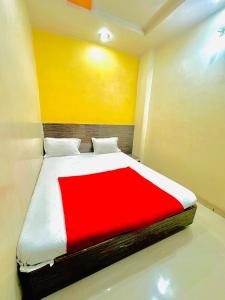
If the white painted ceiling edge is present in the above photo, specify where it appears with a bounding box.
[26,0,225,56]
[92,0,168,36]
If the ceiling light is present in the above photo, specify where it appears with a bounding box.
[98,28,112,43]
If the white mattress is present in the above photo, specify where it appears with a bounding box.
[17,152,197,272]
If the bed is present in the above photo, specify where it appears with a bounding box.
[17,150,197,300]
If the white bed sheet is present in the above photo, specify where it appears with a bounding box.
[17,152,197,272]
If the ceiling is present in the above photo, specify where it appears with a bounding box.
[93,0,166,29]
[26,0,225,56]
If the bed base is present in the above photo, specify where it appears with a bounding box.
[18,205,197,300]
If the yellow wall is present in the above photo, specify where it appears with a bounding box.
[135,9,225,215]
[0,0,43,298]
[33,29,139,125]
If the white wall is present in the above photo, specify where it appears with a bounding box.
[0,0,43,298]
[133,51,154,160]
[134,9,225,216]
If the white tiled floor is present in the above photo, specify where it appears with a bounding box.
[45,204,225,300]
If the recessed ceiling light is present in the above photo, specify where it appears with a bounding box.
[98,28,112,43]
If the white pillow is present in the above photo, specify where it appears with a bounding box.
[44,138,81,157]
[92,137,121,154]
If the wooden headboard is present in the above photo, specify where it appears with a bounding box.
[43,123,134,154]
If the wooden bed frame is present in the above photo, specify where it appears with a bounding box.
[18,123,197,299]
[43,123,134,154]
[18,205,197,300]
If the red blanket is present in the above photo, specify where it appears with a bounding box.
[58,167,184,253]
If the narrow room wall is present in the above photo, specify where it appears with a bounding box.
[0,0,43,298]
[33,29,139,125]
[133,51,154,160]
[137,9,225,215]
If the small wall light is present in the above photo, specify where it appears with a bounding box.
[98,27,113,43]
[218,26,225,37]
